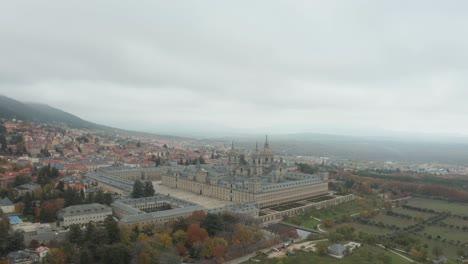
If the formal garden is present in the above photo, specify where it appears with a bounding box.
[276,196,468,263]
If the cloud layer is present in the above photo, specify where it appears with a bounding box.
[1,1,468,136]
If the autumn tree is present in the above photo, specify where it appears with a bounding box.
[201,237,228,259]
[187,224,209,245]
[232,223,254,251]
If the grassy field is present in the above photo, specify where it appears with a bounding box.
[373,213,417,227]
[424,226,468,243]
[312,198,383,220]
[325,222,392,235]
[441,216,468,227]
[391,207,435,219]
[243,245,412,264]
[284,217,320,230]
[407,197,468,216]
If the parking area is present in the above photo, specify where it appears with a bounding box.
[152,181,232,209]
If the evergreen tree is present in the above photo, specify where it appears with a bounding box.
[56,180,65,192]
[104,215,120,244]
[131,180,144,198]
[23,193,34,216]
[144,181,155,197]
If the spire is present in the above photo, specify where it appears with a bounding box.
[231,140,234,150]
[264,134,269,149]
[255,141,259,152]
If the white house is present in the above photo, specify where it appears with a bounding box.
[0,197,15,213]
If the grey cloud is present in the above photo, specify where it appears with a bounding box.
[1,1,468,135]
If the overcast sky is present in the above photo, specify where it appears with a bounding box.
[1,1,468,137]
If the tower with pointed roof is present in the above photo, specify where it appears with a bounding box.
[228,141,239,175]
[262,135,274,165]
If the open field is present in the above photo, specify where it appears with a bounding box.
[326,222,392,235]
[441,216,468,227]
[391,207,435,219]
[280,196,468,262]
[312,198,383,219]
[407,197,468,216]
[373,213,417,227]
[424,226,468,243]
[244,245,412,264]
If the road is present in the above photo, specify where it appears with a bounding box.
[24,230,68,244]
[376,244,414,263]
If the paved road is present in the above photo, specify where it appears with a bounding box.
[24,230,68,244]
[376,244,414,263]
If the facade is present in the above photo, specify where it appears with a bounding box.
[56,203,112,227]
[0,197,15,213]
[14,183,41,197]
[162,137,329,208]
[112,195,258,228]
[85,167,168,195]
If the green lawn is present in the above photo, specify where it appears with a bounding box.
[391,207,435,219]
[325,222,392,235]
[407,197,468,216]
[373,213,417,228]
[312,198,383,220]
[424,226,468,243]
[243,245,412,264]
[441,216,468,227]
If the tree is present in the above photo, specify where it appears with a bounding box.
[201,213,224,236]
[432,245,443,258]
[315,241,329,256]
[232,223,254,251]
[104,215,120,244]
[96,243,131,264]
[187,224,209,245]
[56,181,65,192]
[42,248,67,264]
[138,252,151,264]
[201,237,228,259]
[132,180,144,198]
[144,181,155,197]
[13,174,31,187]
[68,224,82,244]
[22,192,34,215]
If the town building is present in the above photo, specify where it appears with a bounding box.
[0,197,15,213]
[112,194,258,228]
[56,203,112,227]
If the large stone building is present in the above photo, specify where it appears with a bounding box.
[56,203,112,227]
[162,137,329,208]
[111,194,258,228]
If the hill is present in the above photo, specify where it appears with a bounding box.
[0,95,189,141]
[0,95,104,129]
